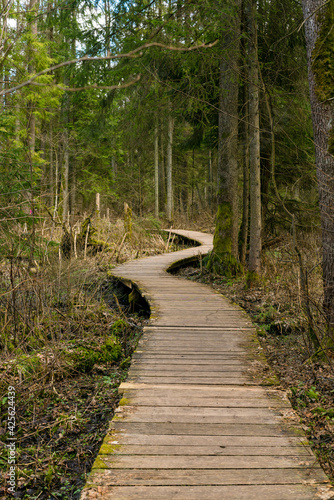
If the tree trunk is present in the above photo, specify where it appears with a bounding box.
[62,131,69,224]
[70,157,76,222]
[240,81,250,266]
[159,125,166,213]
[302,0,334,326]
[209,0,241,275]
[207,149,213,210]
[166,112,174,221]
[49,121,54,207]
[154,122,159,218]
[247,0,262,276]
[27,0,38,153]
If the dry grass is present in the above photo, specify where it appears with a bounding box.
[0,213,176,499]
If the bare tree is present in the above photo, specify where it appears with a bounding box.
[247,0,261,277]
[209,0,241,275]
[301,0,334,327]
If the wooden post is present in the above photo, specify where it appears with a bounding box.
[96,192,100,216]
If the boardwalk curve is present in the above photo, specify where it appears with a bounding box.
[81,230,332,500]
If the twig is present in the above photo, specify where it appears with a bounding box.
[84,223,90,260]
[113,293,128,322]
[115,232,127,263]
[29,74,141,92]
[166,227,173,251]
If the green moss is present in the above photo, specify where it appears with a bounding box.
[119,397,130,406]
[111,319,128,337]
[14,354,43,380]
[99,443,121,454]
[245,270,261,288]
[213,202,233,254]
[207,203,242,277]
[68,338,122,373]
[312,2,334,102]
[312,2,334,153]
[261,375,280,386]
[91,456,108,470]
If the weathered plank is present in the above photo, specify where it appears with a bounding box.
[81,484,330,500]
[119,397,290,408]
[98,445,311,456]
[113,407,286,424]
[103,433,308,447]
[97,455,317,469]
[86,467,328,486]
[110,421,301,436]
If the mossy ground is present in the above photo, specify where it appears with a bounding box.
[207,203,242,277]
[0,274,147,499]
[0,215,180,499]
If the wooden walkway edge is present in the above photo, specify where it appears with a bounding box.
[81,230,333,500]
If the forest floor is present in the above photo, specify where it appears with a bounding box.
[2,217,333,497]
[176,248,334,483]
[0,216,183,500]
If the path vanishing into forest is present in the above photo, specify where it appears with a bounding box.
[81,230,333,500]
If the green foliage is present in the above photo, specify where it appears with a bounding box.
[291,385,320,405]
[69,339,122,373]
[312,2,334,102]
[111,319,128,337]
[312,1,334,155]
[207,203,242,277]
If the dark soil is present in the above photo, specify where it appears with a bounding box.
[0,277,148,500]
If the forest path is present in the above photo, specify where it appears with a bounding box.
[81,230,332,500]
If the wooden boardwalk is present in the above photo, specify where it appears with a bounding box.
[81,230,333,500]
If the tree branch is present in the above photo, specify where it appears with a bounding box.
[0,40,218,96]
[29,74,141,92]
[298,0,330,32]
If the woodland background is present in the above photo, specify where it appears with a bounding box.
[1,0,334,498]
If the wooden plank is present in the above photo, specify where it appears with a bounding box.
[126,377,252,385]
[132,354,246,361]
[99,445,311,456]
[119,397,290,408]
[119,383,282,395]
[128,368,246,376]
[131,359,245,365]
[114,407,285,424]
[86,467,328,486]
[128,366,248,373]
[103,433,307,447]
[96,455,318,469]
[110,421,294,436]
[126,376,252,385]
[81,484,329,500]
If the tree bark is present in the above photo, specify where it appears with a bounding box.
[247,0,262,276]
[154,122,159,218]
[209,0,241,275]
[302,0,334,326]
[27,0,38,153]
[159,124,166,213]
[62,131,69,224]
[240,81,250,266]
[166,111,174,221]
[70,156,76,222]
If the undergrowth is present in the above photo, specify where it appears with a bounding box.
[177,231,334,482]
[0,214,179,499]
